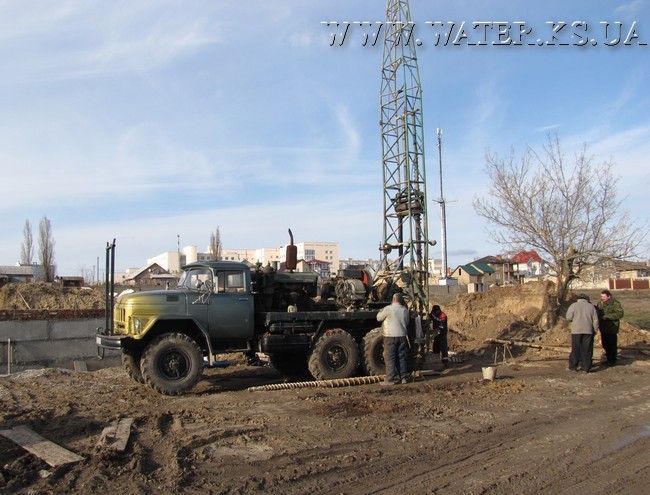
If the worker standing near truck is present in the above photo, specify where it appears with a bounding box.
[430,305,449,367]
[377,293,410,385]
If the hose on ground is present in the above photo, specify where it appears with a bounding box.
[247,374,386,392]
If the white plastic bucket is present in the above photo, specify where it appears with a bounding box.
[482,366,497,381]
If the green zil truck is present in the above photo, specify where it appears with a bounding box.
[96,261,389,395]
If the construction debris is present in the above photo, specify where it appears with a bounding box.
[485,338,571,353]
[96,418,133,452]
[0,425,84,467]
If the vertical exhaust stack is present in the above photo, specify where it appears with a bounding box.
[285,229,297,271]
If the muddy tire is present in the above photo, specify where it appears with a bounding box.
[308,329,359,380]
[121,351,144,384]
[361,328,385,376]
[268,352,310,378]
[141,333,203,395]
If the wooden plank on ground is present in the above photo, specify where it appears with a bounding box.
[96,418,133,452]
[73,360,88,372]
[0,425,84,467]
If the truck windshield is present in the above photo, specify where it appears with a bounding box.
[177,268,213,291]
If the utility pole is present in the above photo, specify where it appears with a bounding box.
[377,0,433,318]
[433,129,457,286]
[436,128,448,282]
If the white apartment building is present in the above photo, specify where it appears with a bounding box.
[147,245,212,274]
[146,242,336,274]
[255,247,282,267]
[218,247,282,267]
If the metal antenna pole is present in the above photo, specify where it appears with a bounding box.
[437,128,448,280]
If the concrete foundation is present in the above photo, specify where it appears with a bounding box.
[0,318,120,374]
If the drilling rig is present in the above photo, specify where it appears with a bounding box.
[374,0,432,324]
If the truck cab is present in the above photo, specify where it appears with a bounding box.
[97,261,257,394]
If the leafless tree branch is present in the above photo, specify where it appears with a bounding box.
[473,134,646,313]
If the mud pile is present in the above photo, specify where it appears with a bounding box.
[0,283,106,311]
[0,283,106,320]
[442,281,649,355]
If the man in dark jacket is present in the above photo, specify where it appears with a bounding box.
[597,290,624,366]
[566,293,599,373]
[429,305,449,367]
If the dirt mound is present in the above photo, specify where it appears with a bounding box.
[0,283,107,321]
[0,283,106,311]
[442,282,649,355]
[0,282,105,311]
[444,281,553,351]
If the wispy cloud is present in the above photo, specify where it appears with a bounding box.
[0,0,225,84]
[536,124,561,133]
[614,0,648,15]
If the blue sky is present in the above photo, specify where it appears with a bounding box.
[1,0,648,277]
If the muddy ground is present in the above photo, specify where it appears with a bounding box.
[1,283,649,494]
[1,352,649,494]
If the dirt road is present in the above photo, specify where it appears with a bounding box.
[1,352,649,494]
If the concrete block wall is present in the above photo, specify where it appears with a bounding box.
[0,318,120,371]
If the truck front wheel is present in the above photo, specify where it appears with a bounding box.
[141,333,203,395]
[308,329,359,380]
[361,328,385,376]
[122,351,144,384]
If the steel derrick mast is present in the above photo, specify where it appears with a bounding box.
[377,0,430,318]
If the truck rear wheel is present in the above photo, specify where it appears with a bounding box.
[361,328,385,376]
[141,333,203,395]
[122,351,144,384]
[308,329,359,380]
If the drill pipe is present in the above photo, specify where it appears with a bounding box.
[247,375,386,392]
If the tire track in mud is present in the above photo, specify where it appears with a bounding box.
[251,370,650,495]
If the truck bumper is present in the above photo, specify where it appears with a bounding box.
[95,331,124,350]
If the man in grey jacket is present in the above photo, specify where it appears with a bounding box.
[565,293,599,373]
[377,293,410,385]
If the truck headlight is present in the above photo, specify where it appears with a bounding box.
[132,317,141,333]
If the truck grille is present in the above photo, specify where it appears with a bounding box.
[114,308,127,332]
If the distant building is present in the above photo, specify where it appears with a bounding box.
[254,248,282,267]
[512,250,547,280]
[451,262,496,288]
[148,245,213,274]
[0,264,42,286]
[145,241,337,277]
[56,276,84,287]
[124,263,177,287]
[279,241,339,270]
[614,260,650,280]
[473,255,518,285]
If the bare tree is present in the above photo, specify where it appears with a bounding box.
[209,227,222,261]
[38,215,56,282]
[473,135,645,316]
[20,219,34,265]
